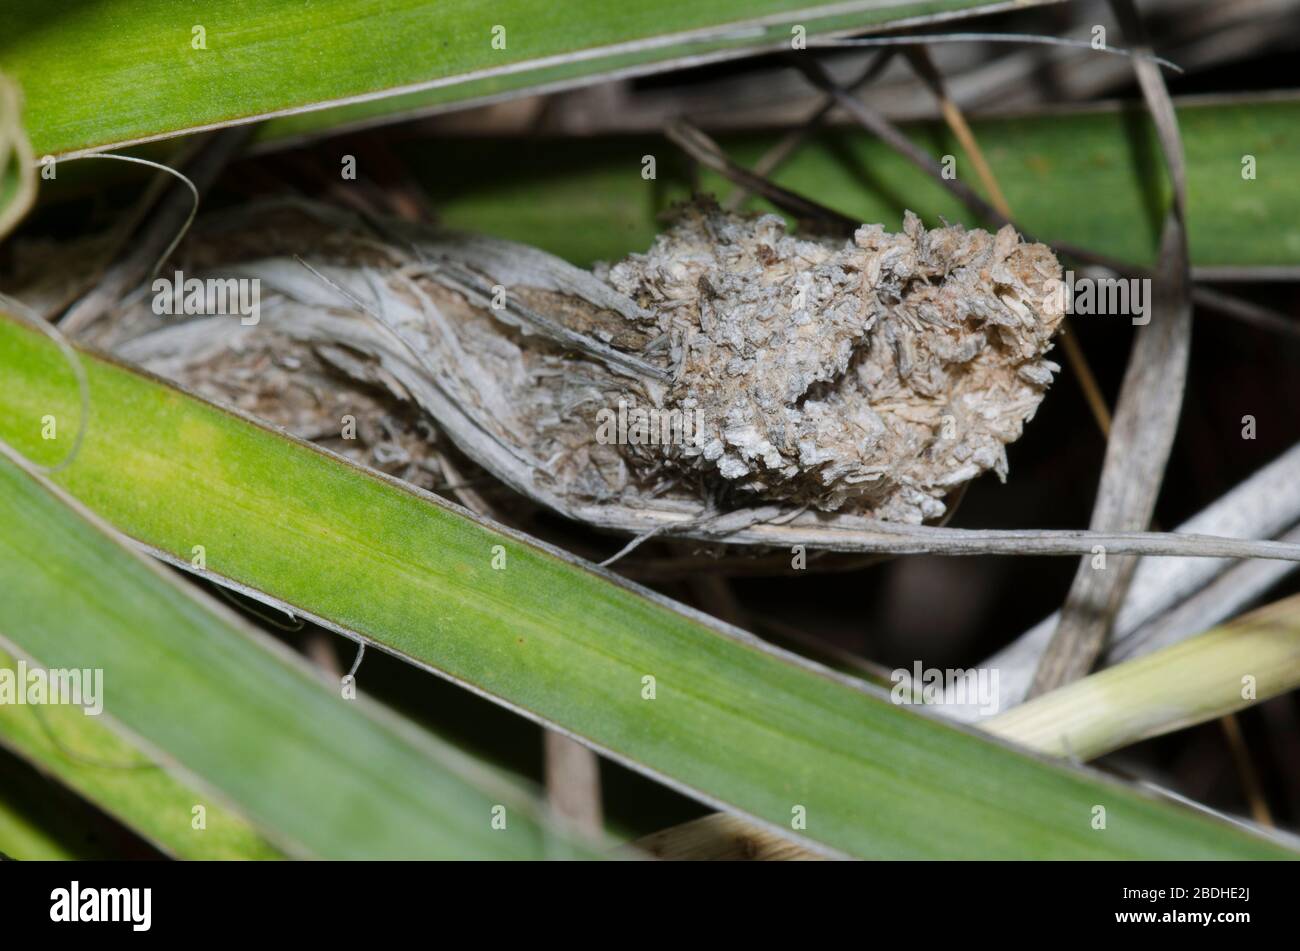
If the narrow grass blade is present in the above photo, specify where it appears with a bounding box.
[0,313,1291,858]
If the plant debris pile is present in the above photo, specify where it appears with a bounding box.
[602,201,1066,521]
[23,198,1065,529]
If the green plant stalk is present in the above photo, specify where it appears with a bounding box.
[986,594,1300,760]
[0,313,1291,858]
[0,440,590,859]
[0,0,1039,158]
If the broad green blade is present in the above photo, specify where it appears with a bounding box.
[987,594,1300,761]
[30,96,1297,272]
[644,595,1300,857]
[0,0,1045,158]
[0,312,1291,859]
[0,441,586,859]
[407,96,1300,270]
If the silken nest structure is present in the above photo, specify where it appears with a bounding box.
[0,0,1298,871]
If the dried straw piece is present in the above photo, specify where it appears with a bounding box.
[1029,0,1194,696]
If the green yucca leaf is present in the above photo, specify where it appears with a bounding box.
[0,312,1292,859]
